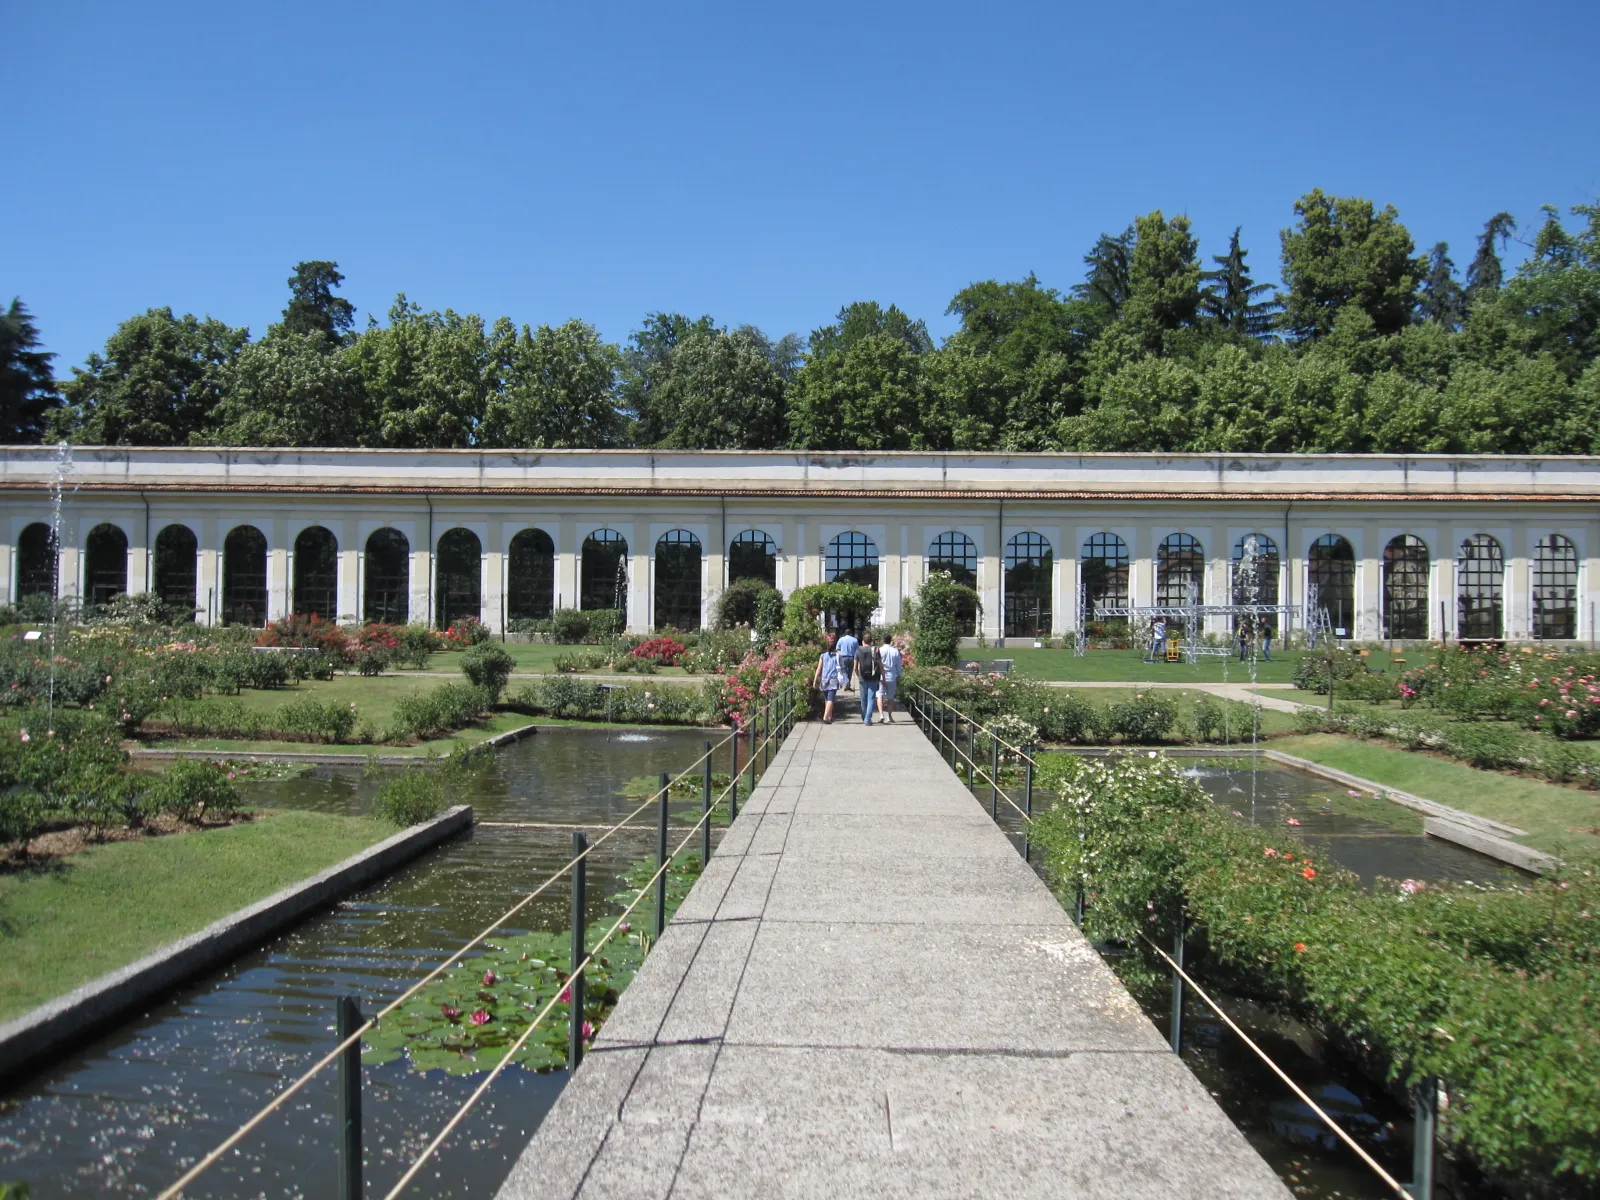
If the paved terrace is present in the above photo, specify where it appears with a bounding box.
[499,718,1290,1200]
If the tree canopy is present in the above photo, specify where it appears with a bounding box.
[17,191,1600,457]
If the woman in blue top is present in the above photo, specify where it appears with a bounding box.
[811,637,843,724]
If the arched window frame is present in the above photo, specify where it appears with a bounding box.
[364,527,411,626]
[655,529,704,630]
[1308,534,1356,636]
[1080,532,1129,616]
[222,524,269,627]
[1532,533,1579,641]
[728,529,778,588]
[435,527,483,630]
[508,527,556,622]
[155,523,199,620]
[581,528,629,612]
[292,525,338,620]
[927,530,978,636]
[825,531,879,590]
[1456,533,1505,640]
[1004,531,1053,638]
[1382,535,1429,640]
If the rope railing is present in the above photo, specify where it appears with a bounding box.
[1139,932,1413,1199]
[909,685,1033,825]
[382,686,803,1197]
[910,682,1430,1199]
[157,690,803,1200]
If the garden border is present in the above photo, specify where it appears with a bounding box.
[1055,745,1556,875]
[0,804,474,1080]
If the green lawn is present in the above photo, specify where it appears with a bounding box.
[961,645,1307,683]
[1270,733,1600,858]
[0,809,391,1021]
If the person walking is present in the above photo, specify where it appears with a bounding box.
[877,636,903,723]
[1258,614,1273,662]
[1145,616,1167,663]
[835,627,859,692]
[1237,618,1253,662]
[811,636,843,724]
[856,632,883,725]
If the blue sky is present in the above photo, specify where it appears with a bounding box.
[6,0,1597,372]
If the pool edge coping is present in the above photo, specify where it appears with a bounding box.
[0,804,474,1081]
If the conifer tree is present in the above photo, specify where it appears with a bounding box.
[1419,242,1467,329]
[1465,212,1516,301]
[281,261,356,342]
[1199,228,1281,337]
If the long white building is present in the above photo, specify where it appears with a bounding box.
[0,446,1595,644]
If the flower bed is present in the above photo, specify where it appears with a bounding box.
[1029,752,1600,1194]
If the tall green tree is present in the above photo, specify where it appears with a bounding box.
[55,308,246,444]
[203,332,370,446]
[1497,204,1600,377]
[344,296,496,447]
[1200,228,1280,337]
[0,298,60,443]
[630,325,787,449]
[787,334,939,450]
[281,261,357,342]
[1465,212,1516,301]
[806,301,932,363]
[1278,189,1424,338]
[1123,210,1202,343]
[1073,227,1136,321]
[1418,243,1467,329]
[479,319,623,448]
[619,312,716,441]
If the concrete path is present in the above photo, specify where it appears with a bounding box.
[1039,678,1309,714]
[498,720,1289,1199]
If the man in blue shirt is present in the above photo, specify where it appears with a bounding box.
[834,628,859,692]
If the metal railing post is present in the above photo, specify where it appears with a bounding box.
[729,732,739,821]
[1409,1076,1438,1199]
[1169,902,1185,1054]
[746,726,757,793]
[336,995,363,1200]
[965,717,975,787]
[655,772,669,940]
[989,732,999,819]
[569,831,587,1070]
[1023,747,1034,862]
[701,741,713,869]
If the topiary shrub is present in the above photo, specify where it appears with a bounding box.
[1104,692,1179,743]
[910,571,980,668]
[151,759,241,822]
[550,608,591,644]
[277,696,360,742]
[460,643,515,702]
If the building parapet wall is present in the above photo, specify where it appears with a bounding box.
[2,446,1599,499]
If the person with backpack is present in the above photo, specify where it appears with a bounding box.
[811,635,843,724]
[855,632,883,725]
[834,627,859,692]
[876,636,903,723]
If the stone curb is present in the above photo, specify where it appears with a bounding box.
[0,804,474,1081]
[1422,818,1560,875]
[126,721,724,766]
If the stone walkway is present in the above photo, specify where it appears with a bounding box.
[498,718,1289,1199]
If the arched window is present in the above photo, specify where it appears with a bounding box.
[655,530,703,630]
[728,529,777,587]
[84,523,129,609]
[581,529,628,611]
[293,526,338,620]
[1308,534,1355,636]
[508,528,555,622]
[1231,534,1280,606]
[1157,534,1204,633]
[1080,533,1129,616]
[1457,534,1504,640]
[1004,532,1052,638]
[1382,535,1429,640]
[927,531,978,636]
[1533,534,1578,640]
[826,531,879,590]
[435,528,482,629]
[155,524,198,619]
[223,524,268,627]
[16,522,58,600]
[364,528,410,625]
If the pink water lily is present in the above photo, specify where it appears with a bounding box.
[469,1009,491,1026]
[482,969,498,986]
[1286,817,1301,826]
